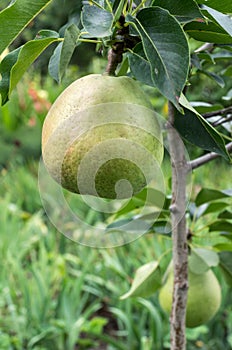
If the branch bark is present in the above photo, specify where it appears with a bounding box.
[167,102,189,350]
[189,142,232,170]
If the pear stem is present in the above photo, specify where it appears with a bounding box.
[105,15,127,76]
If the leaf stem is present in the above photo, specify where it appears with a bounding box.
[77,38,102,44]
[131,0,147,16]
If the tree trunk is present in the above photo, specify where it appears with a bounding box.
[167,102,189,350]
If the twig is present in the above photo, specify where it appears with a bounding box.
[203,106,232,119]
[167,102,189,350]
[212,114,232,127]
[189,142,232,170]
[194,42,214,53]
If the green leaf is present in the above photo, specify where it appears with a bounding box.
[184,21,232,44]
[197,0,232,14]
[191,101,223,114]
[214,243,232,252]
[152,0,204,22]
[202,202,229,216]
[209,220,232,233]
[0,0,53,55]
[0,36,60,105]
[218,210,232,219]
[200,70,225,88]
[189,248,219,274]
[195,188,231,206]
[126,7,190,108]
[81,4,113,37]
[48,24,79,83]
[219,251,232,287]
[113,0,127,22]
[173,106,231,160]
[120,261,162,299]
[204,5,232,36]
[128,43,153,87]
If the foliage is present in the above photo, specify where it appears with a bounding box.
[0,162,231,349]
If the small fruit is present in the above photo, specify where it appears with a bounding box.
[159,266,221,328]
[42,74,163,199]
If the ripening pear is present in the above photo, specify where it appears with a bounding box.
[42,74,163,199]
[159,266,221,328]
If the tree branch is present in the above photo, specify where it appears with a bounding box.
[189,142,232,170]
[167,102,189,350]
[203,106,232,119]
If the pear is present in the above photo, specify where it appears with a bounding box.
[42,74,163,199]
[159,266,221,328]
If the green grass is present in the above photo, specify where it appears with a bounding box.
[0,159,231,349]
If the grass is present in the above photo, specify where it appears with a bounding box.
[0,157,232,349]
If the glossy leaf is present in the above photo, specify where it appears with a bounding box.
[184,21,232,44]
[197,0,232,14]
[173,106,230,160]
[0,0,53,55]
[189,248,219,274]
[49,24,79,83]
[203,5,232,36]
[81,4,113,37]
[120,261,162,299]
[195,188,231,206]
[127,7,189,108]
[128,43,153,87]
[152,0,203,22]
[0,36,60,105]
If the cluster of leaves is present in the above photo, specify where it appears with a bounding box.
[119,187,232,299]
[0,0,231,161]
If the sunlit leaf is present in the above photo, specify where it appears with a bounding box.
[120,261,162,299]
[189,248,219,274]
[0,0,53,55]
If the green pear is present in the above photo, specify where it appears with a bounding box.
[159,266,221,328]
[42,74,163,199]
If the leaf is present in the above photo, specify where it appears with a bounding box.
[219,251,232,287]
[184,21,232,44]
[203,5,232,36]
[209,220,232,233]
[0,36,60,105]
[81,4,113,37]
[152,0,204,22]
[0,0,53,55]
[191,101,223,114]
[201,202,229,216]
[214,243,232,252]
[128,43,153,87]
[195,188,231,206]
[200,70,225,88]
[197,0,232,14]
[126,7,190,109]
[49,24,79,83]
[173,104,231,160]
[189,248,219,274]
[120,261,162,299]
[218,210,232,219]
